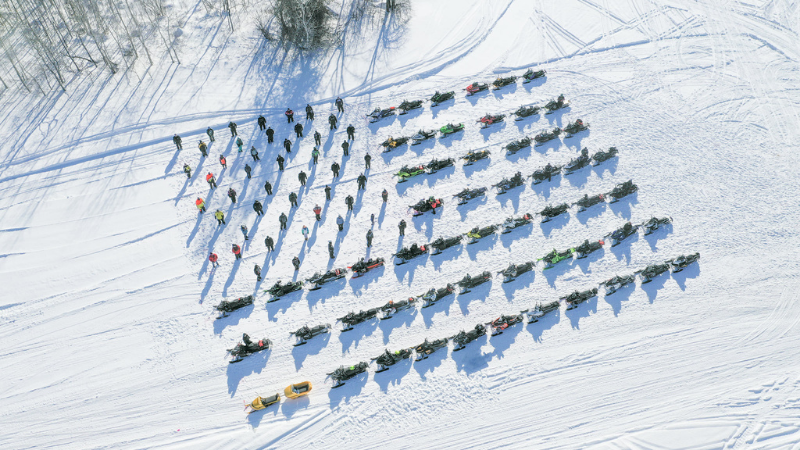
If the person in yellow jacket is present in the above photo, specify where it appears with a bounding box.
[214,210,225,225]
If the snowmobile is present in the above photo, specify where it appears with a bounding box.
[265,280,304,302]
[563,288,598,310]
[461,149,491,165]
[487,313,524,336]
[498,261,535,283]
[505,137,532,154]
[409,197,442,216]
[245,394,280,413]
[513,105,541,120]
[349,257,385,278]
[563,119,588,137]
[327,362,369,388]
[290,323,331,346]
[599,274,636,295]
[667,253,700,272]
[522,68,546,83]
[530,163,563,184]
[466,224,499,243]
[492,76,517,90]
[564,148,591,174]
[367,107,396,123]
[395,164,426,183]
[411,129,437,145]
[456,271,492,294]
[534,128,562,145]
[214,295,254,319]
[379,297,419,319]
[420,284,456,308]
[284,381,312,399]
[641,216,672,235]
[637,263,671,284]
[501,213,534,233]
[454,187,487,205]
[606,180,638,203]
[539,203,571,223]
[228,334,271,363]
[575,239,605,259]
[306,268,347,290]
[523,301,560,323]
[431,235,463,255]
[380,136,409,151]
[478,113,505,128]
[607,222,639,247]
[592,147,618,165]
[573,193,605,212]
[398,100,423,114]
[394,243,429,265]
[337,308,381,332]
[411,338,449,361]
[493,172,525,194]
[440,123,464,136]
[451,324,487,351]
[545,94,569,113]
[430,90,455,106]
[372,349,413,373]
[426,157,455,173]
[539,248,574,269]
[466,81,489,95]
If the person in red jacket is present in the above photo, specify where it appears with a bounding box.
[219,154,227,169]
[206,172,217,188]
[313,204,322,221]
[285,108,294,123]
[195,198,206,212]
[209,252,219,267]
[232,244,242,260]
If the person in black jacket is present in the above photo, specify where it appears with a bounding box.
[347,124,355,140]
[314,130,321,146]
[284,138,292,153]
[329,114,338,130]
[257,115,266,130]
[331,162,340,178]
[264,180,273,195]
[294,123,303,138]
[277,154,285,171]
[305,104,314,120]
[266,127,274,143]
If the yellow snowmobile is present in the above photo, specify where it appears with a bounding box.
[245,393,280,413]
[284,381,313,399]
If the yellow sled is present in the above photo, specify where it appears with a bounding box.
[247,393,280,413]
[284,381,312,399]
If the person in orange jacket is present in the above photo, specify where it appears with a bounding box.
[206,172,217,188]
[209,252,219,267]
[195,198,206,212]
[219,154,227,169]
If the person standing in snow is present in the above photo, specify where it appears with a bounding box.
[345,195,354,211]
[232,244,242,260]
[228,122,238,137]
[294,123,303,138]
[328,241,335,259]
[250,146,260,161]
[357,173,366,190]
[314,130,321,147]
[289,191,298,207]
[219,154,227,169]
[244,164,252,179]
[342,140,349,156]
[313,204,322,221]
[298,171,308,186]
[311,147,320,164]
[279,212,288,230]
[335,97,344,113]
[228,187,237,204]
[286,108,294,123]
[173,134,183,150]
[283,138,292,154]
[276,154,285,171]
[195,197,206,212]
[305,104,314,120]
[382,189,388,203]
[364,153,371,169]
[292,256,301,270]
[366,229,373,248]
[264,180,273,195]
[236,137,243,153]
[399,219,406,236]
[301,225,309,241]
[331,162,340,179]
[206,172,217,188]
[183,164,192,178]
[198,140,208,157]
[209,252,219,268]
[257,115,266,131]
[253,200,264,216]
[206,127,215,142]
[265,235,274,252]
[240,224,249,241]
[347,124,355,140]
[215,210,226,225]
[324,185,332,201]
[336,215,344,232]
[329,114,338,130]
[254,264,262,281]
[266,126,274,144]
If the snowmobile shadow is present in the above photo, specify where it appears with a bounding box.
[222,257,243,297]
[495,187,522,212]
[479,123,506,140]
[421,296,455,328]
[457,197,485,221]
[500,271,534,300]
[413,349,447,379]
[644,226,673,251]
[528,309,560,343]
[530,177,561,200]
[565,296,598,329]
[505,147,531,163]
[292,333,330,370]
[610,234,638,261]
[410,139,436,155]
[542,262,572,288]
[539,214,570,238]
[265,291,304,321]
[439,133,464,148]
[327,373,368,408]
[492,83,517,99]
[306,279,346,308]
[466,234,497,261]
[280,396,310,419]
[465,90,490,106]
[522,76,547,90]
[431,246,463,271]
[452,339,489,374]
[227,350,270,396]
[213,304,254,335]
[393,255,428,285]
[672,264,700,291]
[641,274,669,303]
[339,321,379,353]
[246,403,278,428]
[424,165,455,187]
[534,139,561,154]
[500,224,533,248]
[431,99,455,118]
[608,194,638,220]
[513,115,541,132]
[398,108,423,126]
[349,265,384,294]
[379,310,417,344]
[374,358,413,392]
[487,324,522,360]
[574,249,605,274]
[412,211,440,241]
[367,116,398,132]
[463,158,491,177]
[592,157,618,176]
[565,168,591,188]
[576,204,606,225]
[564,130,588,148]
[456,283,491,315]
[604,285,635,317]
[545,107,570,124]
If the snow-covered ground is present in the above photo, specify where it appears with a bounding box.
[2,0,800,448]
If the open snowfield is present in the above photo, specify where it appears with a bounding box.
[2,0,800,448]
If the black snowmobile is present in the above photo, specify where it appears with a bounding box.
[451,324,487,351]
[456,271,492,294]
[545,94,569,113]
[430,90,455,106]
[534,128,562,145]
[328,362,369,388]
[607,222,639,247]
[600,274,636,295]
[337,307,381,331]
[466,224,499,243]
[462,149,491,165]
[575,239,605,259]
[478,113,505,128]
[606,180,638,203]
[306,268,347,290]
[265,280,304,302]
[501,213,534,233]
[394,243,429,264]
[431,235,463,255]
[426,157,455,173]
[563,288,598,310]
[564,148,591,174]
[379,297,419,319]
[539,248,574,269]
[523,301,560,323]
[214,295,254,319]
[380,136,410,151]
[454,187,487,205]
[637,263,671,284]
[492,76,517,90]
[409,197,442,216]
[372,349,413,373]
[592,147,618,165]
[349,257,385,278]
[539,203,570,222]
[498,261,535,283]
[514,105,541,120]
[228,333,271,363]
[563,119,588,137]
[411,338,449,361]
[487,313,524,336]
[667,253,700,272]
[642,216,672,235]
[398,100,423,114]
[466,81,489,95]
[530,163,563,184]
[420,284,456,308]
[493,172,525,194]
[367,107,397,123]
[505,137,532,154]
[411,129,438,145]
[290,323,331,346]
[522,68,546,83]
[440,123,465,136]
[573,193,606,212]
